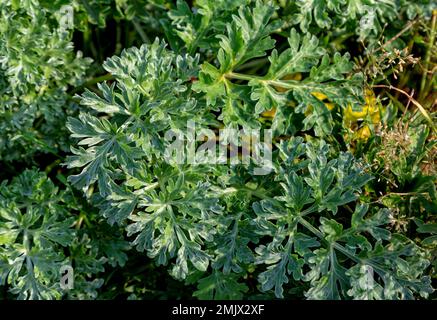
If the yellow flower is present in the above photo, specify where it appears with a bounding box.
[343,89,380,125]
[261,108,276,118]
[344,89,382,142]
[311,91,327,101]
[353,125,371,140]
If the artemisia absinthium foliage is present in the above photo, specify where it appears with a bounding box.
[0,0,435,300]
[66,1,434,299]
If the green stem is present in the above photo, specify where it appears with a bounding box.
[135,182,160,195]
[419,11,436,102]
[23,230,31,253]
[45,159,61,175]
[132,18,150,44]
[226,72,264,82]
[226,72,324,92]
[84,73,114,86]
[300,204,318,217]
[115,20,122,55]
[70,73,114,95]
[298,217,324,239]
[82,21,98,59]
[188,25,209,56]
[23,230,37,294]
[235,57,269,72]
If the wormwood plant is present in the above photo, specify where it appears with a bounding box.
[0,0,435,300]
[65,1,433,299]
[0,1,91,162]
[0,169,130,299]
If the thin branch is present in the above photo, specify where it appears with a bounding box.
[374,19,419,53]
[372,84,435,130]
[132,18,150,44]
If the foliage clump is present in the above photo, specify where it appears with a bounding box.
[0,0,436,300]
